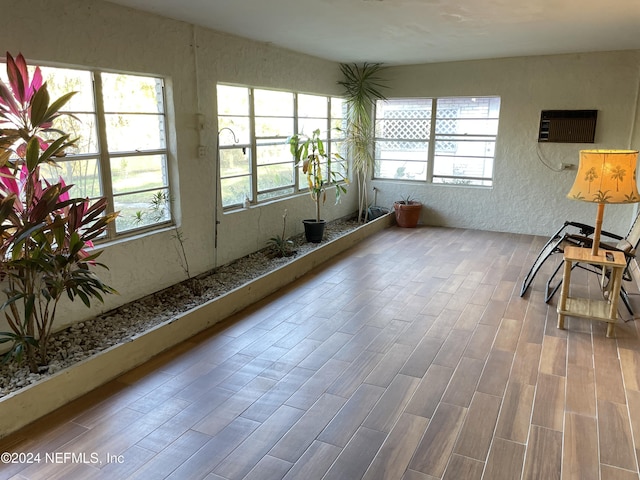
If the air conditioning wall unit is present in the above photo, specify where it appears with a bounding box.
[538,110,597,143]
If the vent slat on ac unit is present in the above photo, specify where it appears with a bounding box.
[538,110,597,143]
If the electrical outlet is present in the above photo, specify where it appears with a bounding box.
[198,146,206,158]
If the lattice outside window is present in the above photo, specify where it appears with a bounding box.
[378,107,458,153]
[374,96,500,186]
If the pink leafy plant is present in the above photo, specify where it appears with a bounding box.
[0,53,119,373]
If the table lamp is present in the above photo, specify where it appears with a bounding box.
[567,149,640,256]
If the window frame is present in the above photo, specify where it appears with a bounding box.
[217,84,346,209]
[0,61,173,240]
[374,96,500,186]
[94,72,172,237]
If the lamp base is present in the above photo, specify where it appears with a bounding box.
[591,203,605,257]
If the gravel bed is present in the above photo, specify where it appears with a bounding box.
[0,218,360,397]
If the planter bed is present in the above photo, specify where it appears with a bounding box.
[0,212,394,438]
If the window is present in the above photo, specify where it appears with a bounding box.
[255,89,295,201]
[216,85,251,207]
[1,62,170,238]
[217,85,345,208]
[374,96,500,186]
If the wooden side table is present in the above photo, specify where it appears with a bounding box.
[557,246,626,338]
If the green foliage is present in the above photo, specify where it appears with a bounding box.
[267,235,294,257]
[267,209,295,258]
[396,195,414,205]
[288,129,348,222]
[170,227,192,282]
[338,63,388,223]
[149,191,171,221]
[0,53,119,372]
[134,191,201,295]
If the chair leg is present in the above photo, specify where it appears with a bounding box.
[620,285,634,316]
[545,260,567,303]
[520,234,564,297]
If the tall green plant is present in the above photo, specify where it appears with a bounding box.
[288,129,348,222]
[0,53,118,372]
[338,63,388,223]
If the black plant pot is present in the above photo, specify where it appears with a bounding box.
[303,219,326,243]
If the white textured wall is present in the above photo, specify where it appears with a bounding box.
[193,27,354,265]
[0,0,356,332]
[2,0,640,334]
[373,52,640,236]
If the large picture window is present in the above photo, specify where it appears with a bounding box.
[217,85,345,208]
[1,61,171,238]
[374,96,500,186]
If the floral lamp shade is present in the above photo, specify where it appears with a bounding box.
[567,149,640,256]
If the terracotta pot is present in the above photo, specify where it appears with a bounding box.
[393,201,422,228]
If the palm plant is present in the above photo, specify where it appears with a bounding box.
[0,52,118,372]
[338,63,388,223]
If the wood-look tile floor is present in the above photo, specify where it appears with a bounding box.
[2,226,640,480]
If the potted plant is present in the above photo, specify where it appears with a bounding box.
[288,129,347,242]
[394,195,422,228]
[0,52,119,373]
[338,63,387,224]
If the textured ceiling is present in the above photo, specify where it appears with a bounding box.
[107,0,640,65]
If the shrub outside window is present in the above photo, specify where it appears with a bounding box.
[375,96,500,186]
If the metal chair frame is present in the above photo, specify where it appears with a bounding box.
[520,213,640,314]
